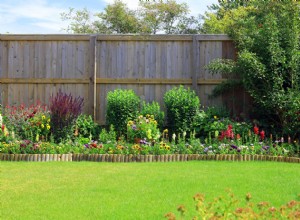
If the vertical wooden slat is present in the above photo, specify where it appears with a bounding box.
[89,35,97,119]
[192,36,198,92]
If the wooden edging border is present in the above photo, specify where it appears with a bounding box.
[0,154,299,163]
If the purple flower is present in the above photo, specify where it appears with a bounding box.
[230,145,238,149]
[84,144,89,148]
[140,138,148,145]
[204,147,209,153]
[262,146,270,151]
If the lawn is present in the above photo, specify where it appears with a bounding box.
[1,161,299,219]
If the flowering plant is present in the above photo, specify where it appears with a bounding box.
[4,103,50,141]
[127,114,160,143]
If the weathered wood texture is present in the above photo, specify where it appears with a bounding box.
[0,34,248,124]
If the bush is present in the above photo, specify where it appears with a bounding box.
[49,90,84,143]
[4,103,50,141]
[140,101,165,130]
[164,85,200,134]
[106,89,140,136]
[99,125,117,144]
[75,114,99,140]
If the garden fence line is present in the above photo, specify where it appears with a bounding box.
[1,153,299,163]
[0,34,251,124]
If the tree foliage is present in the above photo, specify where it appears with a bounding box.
[61,0,201,34]
[207,0,300,138]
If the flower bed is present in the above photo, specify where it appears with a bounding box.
[1,153,299,163]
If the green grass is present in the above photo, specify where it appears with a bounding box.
[1,161,299,219]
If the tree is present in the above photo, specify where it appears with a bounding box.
[201,0,257,34]
[61,8,95,34]
[95,0,141,34]
[139,0,190,34]
[207,0,300,138]
[61,0,202,34]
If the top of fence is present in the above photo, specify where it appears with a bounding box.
[0,34,232,41]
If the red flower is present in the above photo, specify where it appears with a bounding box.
[236,134,241,140]
[253,125,259,135]
[219,125,234,140]
[260,130,265,140]
[1,125,5,132]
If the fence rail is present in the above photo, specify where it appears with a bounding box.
[0,34,250,124]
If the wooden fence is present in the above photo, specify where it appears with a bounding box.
[0,34,251,124]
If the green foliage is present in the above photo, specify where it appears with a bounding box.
[61,7,96,34]
[207,0,300,138]
[4,103,50,142]
[99,125,117,144]
[164,86,200,134]
[61,0,201,34]
[139,0,190,34]
[166,190,300,220]
[95,0,141,34]
[106,89,140,136]
[200,5,253,34]
[75,114,99,139]
[127,114,160,143]
[140,101,165,130]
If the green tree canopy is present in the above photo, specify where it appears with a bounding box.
[60,0,201,34]
[206,0,300,138]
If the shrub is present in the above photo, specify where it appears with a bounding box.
[49,90,84,143]
[140,101,165,130]
[4,103,50,141]
[206,1,300,139]
[106,89,140,136]
[99,125,117,144]
[164,85,200,134]
[75,114,99,140]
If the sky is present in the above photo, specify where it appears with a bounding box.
[0,0,218,34]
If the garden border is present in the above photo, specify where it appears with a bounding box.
[0,154,299,163]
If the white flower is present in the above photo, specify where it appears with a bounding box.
[0,114,2,126]
[172,133,176,140]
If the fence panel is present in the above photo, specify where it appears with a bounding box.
[0,34,248,124]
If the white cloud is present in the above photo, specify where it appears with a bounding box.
[0,0,218,34]
[0,0,68,33]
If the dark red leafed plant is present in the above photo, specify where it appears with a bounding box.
[49,90,84,143]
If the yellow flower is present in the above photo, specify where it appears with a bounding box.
[42,115,46,120]
[46,124,51,130]
[127,120,134,126]
[214,115,218,120]
[41,124,44,129]
[163,129,168,133]
[47,119,50,123]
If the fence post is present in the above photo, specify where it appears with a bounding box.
[89,35,97,119]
